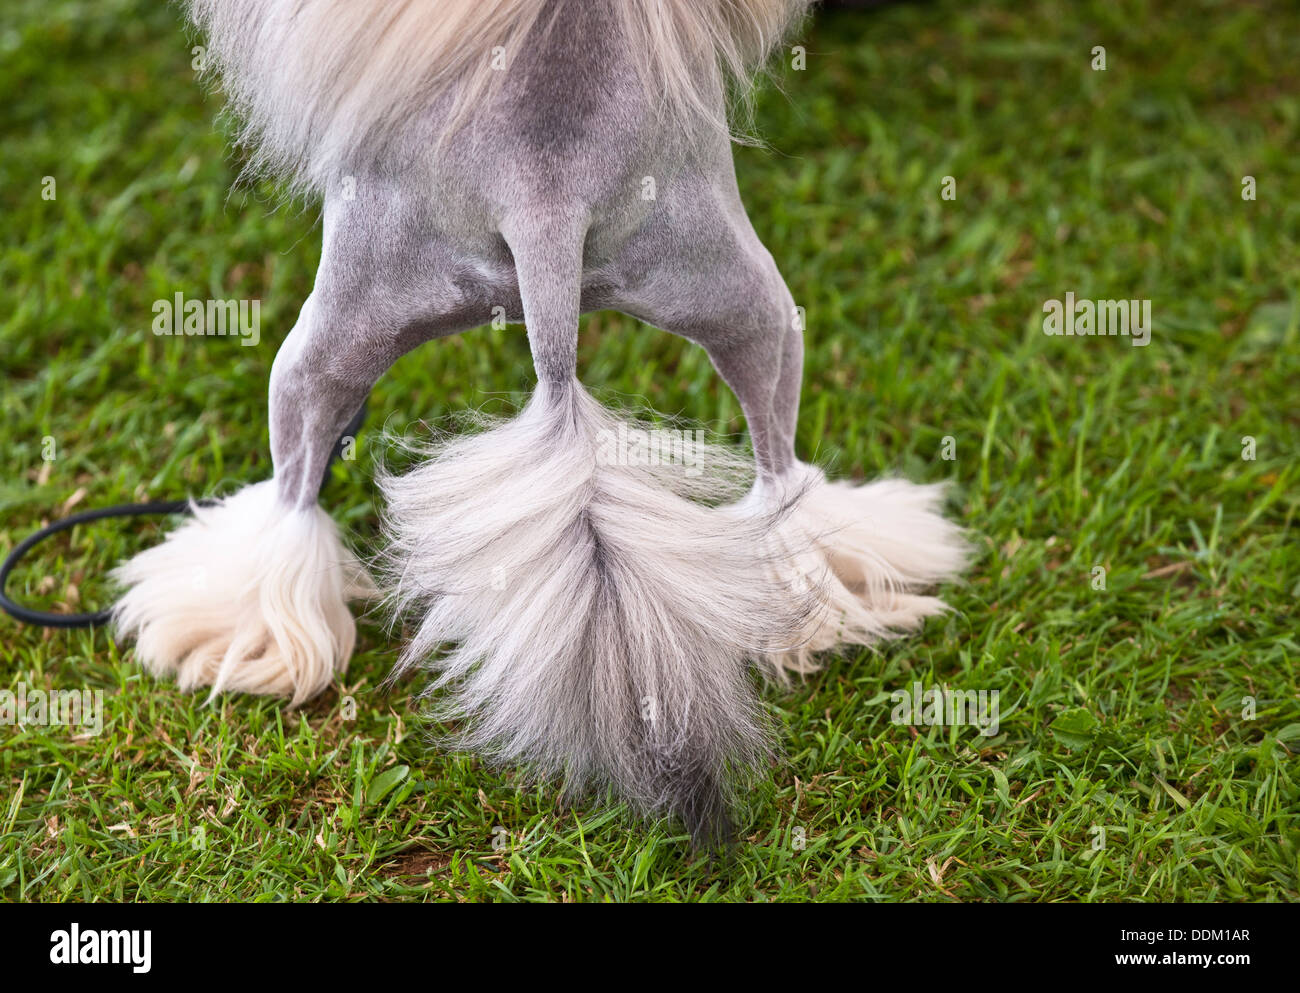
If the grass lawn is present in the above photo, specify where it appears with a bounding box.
[1,0,1297,902]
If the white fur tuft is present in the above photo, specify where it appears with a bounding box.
[111,481,374,705]
[753,465,971,679]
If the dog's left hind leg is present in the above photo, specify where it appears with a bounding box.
[113,189,495,703]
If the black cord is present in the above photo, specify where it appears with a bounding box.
[0,501,207,629]
[0,402,367,631]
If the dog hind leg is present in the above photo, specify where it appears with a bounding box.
[615,188,969,680]
[113,191,493,703]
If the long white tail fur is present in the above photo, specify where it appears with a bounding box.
[185,0,813,191]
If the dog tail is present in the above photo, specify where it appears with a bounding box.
[379,220,809,845]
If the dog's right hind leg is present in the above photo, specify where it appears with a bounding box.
[112,186,505,704]
[612,181,970,679]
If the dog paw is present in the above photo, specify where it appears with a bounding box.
[111,481,374,704]
[757,466,969,677]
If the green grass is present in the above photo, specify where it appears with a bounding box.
[2,0,1297,902]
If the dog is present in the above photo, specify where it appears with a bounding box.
[112,0,968,845]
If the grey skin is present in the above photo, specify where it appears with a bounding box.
[268,0,803,514]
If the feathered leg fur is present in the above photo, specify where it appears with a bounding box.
[747,466,970,680]
[111,481,371,704]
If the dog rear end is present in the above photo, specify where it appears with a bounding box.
[114,0,967,845]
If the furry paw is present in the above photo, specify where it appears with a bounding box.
[111,481,374,704]
[759,465,969,677]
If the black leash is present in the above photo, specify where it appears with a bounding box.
[0,501,206,628]
[0,402,367,631]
